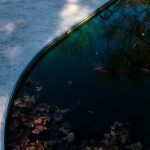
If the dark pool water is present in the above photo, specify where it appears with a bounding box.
[6,0,150,149]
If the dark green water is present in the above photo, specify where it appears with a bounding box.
[6,0,150,149]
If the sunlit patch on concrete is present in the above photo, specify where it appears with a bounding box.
[5,46,22,59]
[3,22,16,33]
[3,19,28,34]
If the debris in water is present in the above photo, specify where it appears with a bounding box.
[142,68,150,74]
[93,62,104,72]
[24,80,31,86]
[59,127,75,143]
[24,79,41,87]
[88,110,95,114]
[58,108,70,114]
[141,33,145,36]
[68,80,74,85]
[32,125,47,135]
[133,43,136,47]
[35,85,43,92]
[93,66,104,71]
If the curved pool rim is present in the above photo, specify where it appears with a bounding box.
[3,0,118,149]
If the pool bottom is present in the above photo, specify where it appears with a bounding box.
[6,93,148,150]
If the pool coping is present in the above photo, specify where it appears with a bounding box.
[2,0,118,149]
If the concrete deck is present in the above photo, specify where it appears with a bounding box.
[0,0,108,149]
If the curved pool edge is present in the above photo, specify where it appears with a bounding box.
[1,0,118,149]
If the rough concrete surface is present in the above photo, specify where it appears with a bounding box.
[0,0,108,149]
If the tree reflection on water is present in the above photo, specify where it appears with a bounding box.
[56,0,150,86]
[97,0,150,86]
